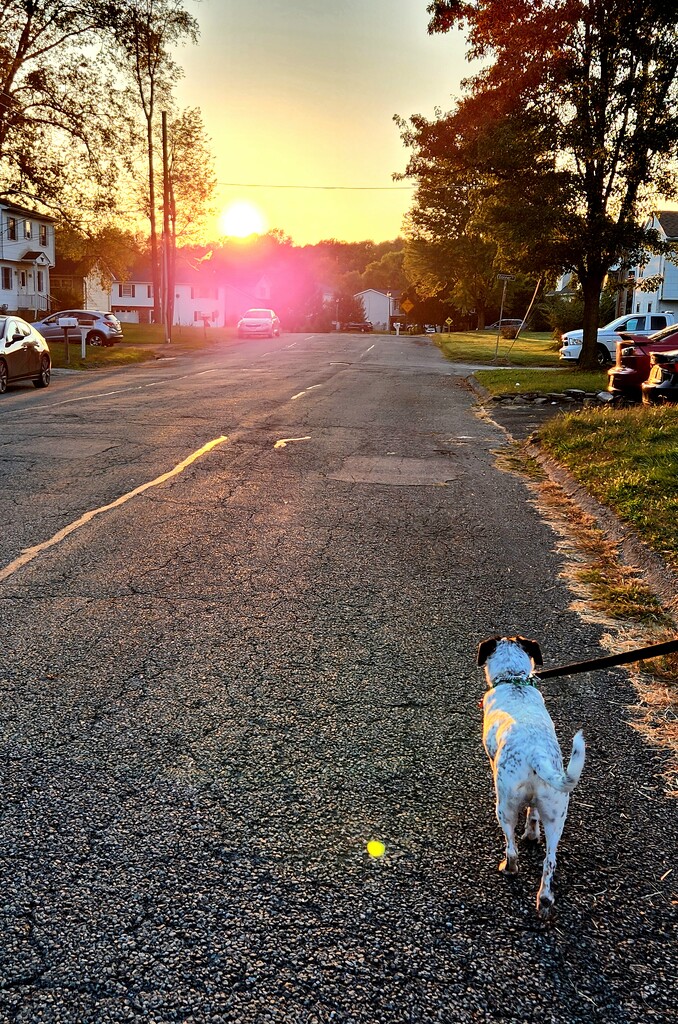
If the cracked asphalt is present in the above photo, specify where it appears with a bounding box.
[0,332,675,1022]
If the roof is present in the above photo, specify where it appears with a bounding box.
[0,199,55,222]
[21,250,50,263]
[656,211,678,239]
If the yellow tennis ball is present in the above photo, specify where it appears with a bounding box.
[367,840,386,858]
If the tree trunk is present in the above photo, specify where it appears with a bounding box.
[578,270,606,371]
[147,116,160,324]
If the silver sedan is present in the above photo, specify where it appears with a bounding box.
[0,315,51,393]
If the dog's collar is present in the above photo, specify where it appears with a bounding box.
[490,674,538,688]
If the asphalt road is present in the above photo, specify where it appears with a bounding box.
[0,332,675,1022]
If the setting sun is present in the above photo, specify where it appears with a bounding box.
[220,199,267,238]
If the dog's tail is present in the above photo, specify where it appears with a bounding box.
[530,730,586,793]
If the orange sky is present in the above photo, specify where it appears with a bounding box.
[176,1,468,246]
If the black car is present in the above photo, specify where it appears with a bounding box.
[343,321,373,333]
[641,349,678,405]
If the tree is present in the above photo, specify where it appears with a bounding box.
[425,0,678,368]
[113,0,199,321]
[164,108,217,330]
[0,1,127,218]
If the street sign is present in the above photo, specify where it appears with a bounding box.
[496,273,515,281]
[401,299,414,314]
[445,317,453,326]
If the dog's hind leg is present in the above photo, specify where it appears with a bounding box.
[496,802,520,874]
[536,802,568,918]
[522,806,541,842]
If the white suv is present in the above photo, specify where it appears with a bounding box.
[559,312,675,365]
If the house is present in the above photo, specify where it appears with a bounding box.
[628,211,678,318]
[353,288,402,329]
[51,257,116,311]
[110,259,155,323]
[0,201,55,317]
[108,254,273,327]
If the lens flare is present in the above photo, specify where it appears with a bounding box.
[220,200,267,238]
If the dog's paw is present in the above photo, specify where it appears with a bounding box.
[499,856,519,875]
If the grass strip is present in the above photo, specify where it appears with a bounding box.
[475,367,608,395]
[537,405,678,570]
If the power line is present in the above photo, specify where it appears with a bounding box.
[217,182,415,191]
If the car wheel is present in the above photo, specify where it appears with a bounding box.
[33,356,51,388]
[596,344,612,366]
[87,331,105,346]
[0,360,7,394]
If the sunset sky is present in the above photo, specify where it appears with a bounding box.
[176,0,468,245]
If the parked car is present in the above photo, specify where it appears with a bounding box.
[641,350,678,405]
[607,323,678,400]
[559,311,676,365]
[424,324,437,334]
[485,318,523,330]
[0,315,51,393]
[31,309,123,347]
[342,321,373,333]
[237,309,281,338]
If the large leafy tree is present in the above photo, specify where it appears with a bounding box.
[0,0,127,217]
[112,0,199,321]
[425,0,678,368]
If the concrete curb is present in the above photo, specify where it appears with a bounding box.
[526,443,678,620]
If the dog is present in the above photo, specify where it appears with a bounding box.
[477,635,585,919]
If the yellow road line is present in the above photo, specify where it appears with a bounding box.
[0,435,229,584]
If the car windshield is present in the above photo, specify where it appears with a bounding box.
[244,310,272,317]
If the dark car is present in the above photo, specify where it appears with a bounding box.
[641,349,678,405]
[608,323,678,400]
[31,309,123,347]
[343,321,373,333]
[0,315,51,393]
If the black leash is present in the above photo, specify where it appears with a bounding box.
[535,637,678,680]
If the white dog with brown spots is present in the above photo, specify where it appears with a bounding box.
[477,635,585,919]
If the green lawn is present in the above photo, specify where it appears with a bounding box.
[437,330,561,366]
[50,322,237,369]
[475,367,608,395]
[537,405,678,571]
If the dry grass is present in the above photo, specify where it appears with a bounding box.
[500,439,678,795]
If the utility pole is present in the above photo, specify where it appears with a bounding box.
[161,111,172,344]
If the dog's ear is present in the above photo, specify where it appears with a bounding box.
[477,637,500,666]
[515,636,543,666]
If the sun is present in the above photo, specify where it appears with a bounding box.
[220,200,267,238]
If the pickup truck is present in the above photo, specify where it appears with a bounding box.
[559,311,677,365]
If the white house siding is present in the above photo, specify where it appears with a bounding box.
[0,203,54,314]
[111,280,154,323]
[354,288,401,329]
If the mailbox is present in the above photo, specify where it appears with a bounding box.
[58,317,78,329]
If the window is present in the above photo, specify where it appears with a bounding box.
[647,303,652,313]
[24,220,32,239]
[147,285,153,298]
[7,217,16,240]
[120,283,136,297]
[625,316,646,331]
[37,270,44,291]
[20,271,26,288]
[1,267,11,289]
[39,224,47,247]
[651,315,667,330]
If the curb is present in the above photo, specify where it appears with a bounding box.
[469,372,678,621]
[526,443,678,619]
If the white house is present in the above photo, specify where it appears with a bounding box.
[629,211,678,318]
[0,201,55,316]
[353,288,402,329]
[110,255,273,327]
